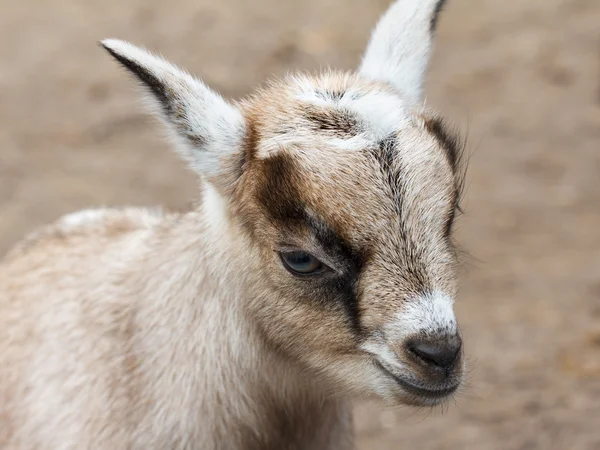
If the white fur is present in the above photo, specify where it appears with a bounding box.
[202,182,229,234]
[101,39,246,178]
[339,90,410,141]
[295,88,331,107]
[361,333,407,373]
[359,0,441,104]
[296,81,410,143]
[387,291,457,341]
[59,208,112,228]
[294,86,411,149]
[58,207,165,231]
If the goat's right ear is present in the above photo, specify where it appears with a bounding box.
[101,39,246,187]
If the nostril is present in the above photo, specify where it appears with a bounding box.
[407,337,462,369]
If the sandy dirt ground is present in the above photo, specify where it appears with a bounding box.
[1,0,599,448]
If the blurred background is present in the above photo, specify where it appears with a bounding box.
[1,0,599,448]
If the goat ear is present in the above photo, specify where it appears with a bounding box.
[359,0,447,104]
[101,39,246,185]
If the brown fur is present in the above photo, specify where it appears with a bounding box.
[0,1,467,448]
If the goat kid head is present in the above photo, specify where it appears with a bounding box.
[102,0,465,407]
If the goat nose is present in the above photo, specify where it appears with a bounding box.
[407,335,462,369]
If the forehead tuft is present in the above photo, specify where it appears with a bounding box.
[241,71,416,157]
[241,72,463,174]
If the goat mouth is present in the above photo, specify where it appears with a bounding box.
[375,361,459,401]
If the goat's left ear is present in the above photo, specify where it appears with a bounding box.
[359,0,447,105]
[101,39,246,190]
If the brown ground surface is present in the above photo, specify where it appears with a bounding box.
[1,0,599,448]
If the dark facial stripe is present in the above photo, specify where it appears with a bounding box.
[445,200,457,238]
[370,135,404,216]
[305,216,368,271]
[422,116,462,174]
[257,152,308,225]
[256,152,366,334]
[422,115,466,233]
[306,215,366,335]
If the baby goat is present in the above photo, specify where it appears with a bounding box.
[0,0,466,448]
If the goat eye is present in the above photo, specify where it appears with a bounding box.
[279,251,324,275]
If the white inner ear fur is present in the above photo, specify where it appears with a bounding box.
[359,0,442,105]
[101,39,246,178]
